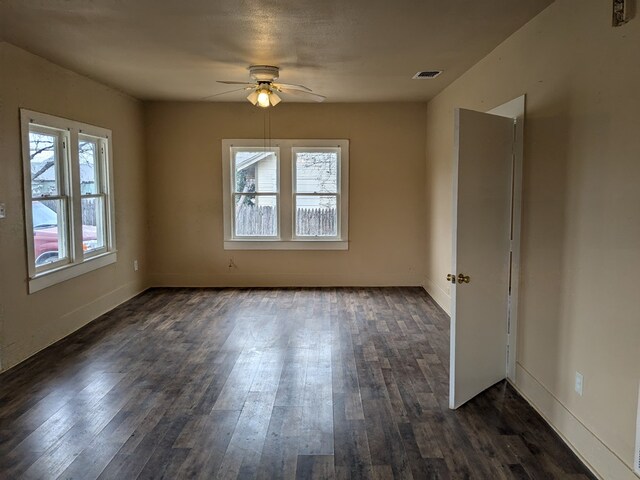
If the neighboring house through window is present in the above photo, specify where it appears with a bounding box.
[222,139,349,250]
[21,109,116,293]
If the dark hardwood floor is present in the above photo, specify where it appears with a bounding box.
[0,288,595,479]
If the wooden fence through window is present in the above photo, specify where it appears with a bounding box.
[235,205,337,237]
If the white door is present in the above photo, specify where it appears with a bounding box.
[449,108,514,409]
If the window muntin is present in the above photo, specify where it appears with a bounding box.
[231,147,279,238]
[21,109,116,292]
[222,140,348,250]
[293,148,340,238]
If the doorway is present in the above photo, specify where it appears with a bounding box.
[449,95,525,409]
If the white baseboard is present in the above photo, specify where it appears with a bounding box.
[147,272,422,288]
[2,281,148,373]
[512,363,638,480]
[422,276,451,315]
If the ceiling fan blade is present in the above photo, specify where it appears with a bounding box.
[217,80,256,85]
[201,87,253,100]
[272,82,312,92]
[278,87,326,102]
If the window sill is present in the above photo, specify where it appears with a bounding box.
[224,240,348,251]
[29,251,117,294]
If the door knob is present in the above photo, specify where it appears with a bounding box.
[446,274,456,283]
[457,273,470,284]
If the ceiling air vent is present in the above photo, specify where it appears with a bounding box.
[412,70,442,79]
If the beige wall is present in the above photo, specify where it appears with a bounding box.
[424,0,640,477]
[0,43,148,371]
[145,102,427,287]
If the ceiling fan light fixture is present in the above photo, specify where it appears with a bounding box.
[257,88,271,108]
[219,65,323,106]
[247,86,277,108]
[246,90,259,105]
[269,91,282,106]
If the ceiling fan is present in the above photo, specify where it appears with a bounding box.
[206,65,326,107]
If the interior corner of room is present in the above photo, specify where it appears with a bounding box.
[0,0,639,478]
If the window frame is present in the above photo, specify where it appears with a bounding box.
[222,139,349,250]
[28,124,72,273]
[21,109,117,293]
[292,146,342,241]
[230,146,281,240]
[78,132,110,258]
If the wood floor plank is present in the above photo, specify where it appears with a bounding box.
[295,454,335,480]
[274,347,309,407]
[332,394,374,479]
[0,287,596,480]
[216,390,278,479]
[257,405,302,480]
[177,409,241,479]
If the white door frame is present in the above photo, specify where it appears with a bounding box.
[487,94,525,382]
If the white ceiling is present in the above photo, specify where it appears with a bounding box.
[0,0,552,102]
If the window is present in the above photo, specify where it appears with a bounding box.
[232,147,279,238]
[21,109,116,293]
[293,148,339,238]
[222,139,349,250]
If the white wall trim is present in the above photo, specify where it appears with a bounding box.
[487,94,525,383]
[512,363,638,480]
[1,282,147,373]
[147,273,422,288]
[221,139,349,248]
[224,240,348,250]
[635,382,640,476]
[423,276,451,315]
[21,109,118,294]
[29,251,117,293]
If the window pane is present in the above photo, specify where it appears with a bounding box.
[295,152,338,193]
[235,194,277,237]
[82,197,106,254]
[32,199,69,266]
[29,130,60,197]
[295,195,337,237]
[234,150,278,193]
[79,137,100,194]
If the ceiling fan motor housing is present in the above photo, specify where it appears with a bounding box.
[249,65,279,82]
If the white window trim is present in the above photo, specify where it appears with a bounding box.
[21,109,117,293]
[291,146,342,241]
[222,139,349,250]
[230,146,281,240]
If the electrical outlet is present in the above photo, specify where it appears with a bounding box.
[133,260,139,271]
[575,372,584,396]
[0,203,5,219]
